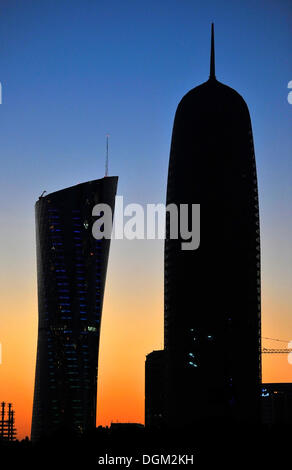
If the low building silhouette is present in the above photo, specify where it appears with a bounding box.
[145,350,165,429]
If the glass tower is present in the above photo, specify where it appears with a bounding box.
[31,176,118,441]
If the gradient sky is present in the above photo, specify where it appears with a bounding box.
[0,0,291,439]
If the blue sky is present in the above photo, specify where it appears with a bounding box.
[0,0,291,201]
[0,0,291,360]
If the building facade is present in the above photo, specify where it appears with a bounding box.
[262,383,292,425]
[31,177,118,441]
[164,25,261,428]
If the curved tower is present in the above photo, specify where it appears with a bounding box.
[164,25,261,427]
[31,176,118,441]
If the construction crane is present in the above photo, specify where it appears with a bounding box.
[0,402,17,441]
[261,337,292,354]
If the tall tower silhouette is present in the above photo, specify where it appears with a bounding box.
[164,24,261,428]
[31,176,118,441]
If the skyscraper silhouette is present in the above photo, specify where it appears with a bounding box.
[164,24,261,428]
[31,177,117,441]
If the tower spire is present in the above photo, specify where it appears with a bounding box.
[209,22,216,80]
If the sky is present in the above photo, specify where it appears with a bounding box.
[0,0,291,439]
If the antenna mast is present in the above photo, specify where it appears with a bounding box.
[209,22,216,80]
[105,134,109,177]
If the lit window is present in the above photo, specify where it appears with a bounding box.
[88,326,97,332]
[188,361,198,368]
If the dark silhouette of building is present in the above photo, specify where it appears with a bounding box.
[31,177,118,442]
[145,350,165,428]
[0,402,17,441]
[262,383,292,424]
[163,24,261,428]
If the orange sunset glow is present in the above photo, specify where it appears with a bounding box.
[0,234,291,440]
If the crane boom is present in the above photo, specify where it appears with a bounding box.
[262,348,292,354]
